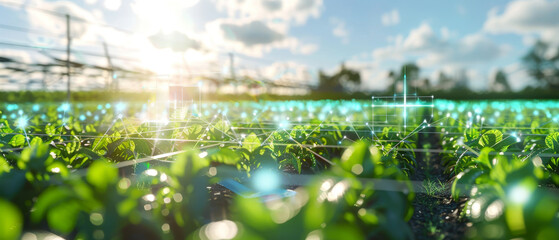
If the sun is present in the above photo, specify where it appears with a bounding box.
[139,49,179,76]
[132,0,199,34]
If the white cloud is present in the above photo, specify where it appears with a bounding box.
[501,63,539,90]
[330,18,349,44]
[299,43,318,55]
[483,0,559,43]
[220,20,285,47]
[0,49,34,64]
[321,56,386,91]
[372,45,404,62]
[464,69,486,91]
[0,0,26,10]
[206,18,315,57]
[27,0,98,42]
[417,34,507,67]
[103,0,121,11]
[18,0,216,77]
[214,0,323,25]
[208,0,321,58]
[85,0,98,5]
[367,23,510,90]
[381,9,400,26]
[403,23,445,51]
[342,60,383,91]
[372,23,507,68]
[261,61,314,84]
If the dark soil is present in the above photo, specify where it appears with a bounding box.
[208,183,235,221]
[408,124,470,240]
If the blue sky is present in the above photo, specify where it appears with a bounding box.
[1,0,558,91]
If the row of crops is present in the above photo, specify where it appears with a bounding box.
[1,100,558,239]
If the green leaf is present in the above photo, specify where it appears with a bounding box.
[464,127,480,142]
[47,201,80,233]
[86,160,117,191]
[65,141,80,155]
[171,150,209,177]
[0,157,10,174]
[18,143,52,171]
[32,187,74,223]
[546,132,559,153]
[323,224,364,240]
[45,124,56,137]
[106,138,126,157]
[479,129,503,148]
[73,121,82,132]
[208,148,240,165]
[339,141,380,177]
[492,135,517,151]
[452,168,484,200]
[0,199,22,240]
[76,148,101,161]
[234,197,275,230]
[8,135,25,148]
[85,124,97,133]
[132,139,151,157]
[243,133,261,153]
[30,137,43,146]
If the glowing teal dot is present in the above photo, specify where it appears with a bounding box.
[509,185,530,204]
[59,103,70,112]
[252,168,280,193]
[16,117,27,128]
[115,102,126,112]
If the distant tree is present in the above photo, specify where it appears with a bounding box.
[491,69,510,92]
[399,63,419,82]
[387,70,397,92]
[317,63,361,92]
[436,71,455,90]
[419,78,431,92]
[454,69,469,89]
[389,63,419,93]
[522,40,559,89]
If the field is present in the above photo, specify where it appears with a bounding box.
[1,99,559,240]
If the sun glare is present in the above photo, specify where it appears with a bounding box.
[132,0,199,34]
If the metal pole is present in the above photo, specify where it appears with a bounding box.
[66,14,71,102]
[102,42,113,90]
[229,52,236,94]
[229,52,235,80]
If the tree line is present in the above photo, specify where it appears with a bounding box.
[316,39,559,94]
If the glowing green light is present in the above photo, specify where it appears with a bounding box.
[509,185,530,204]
